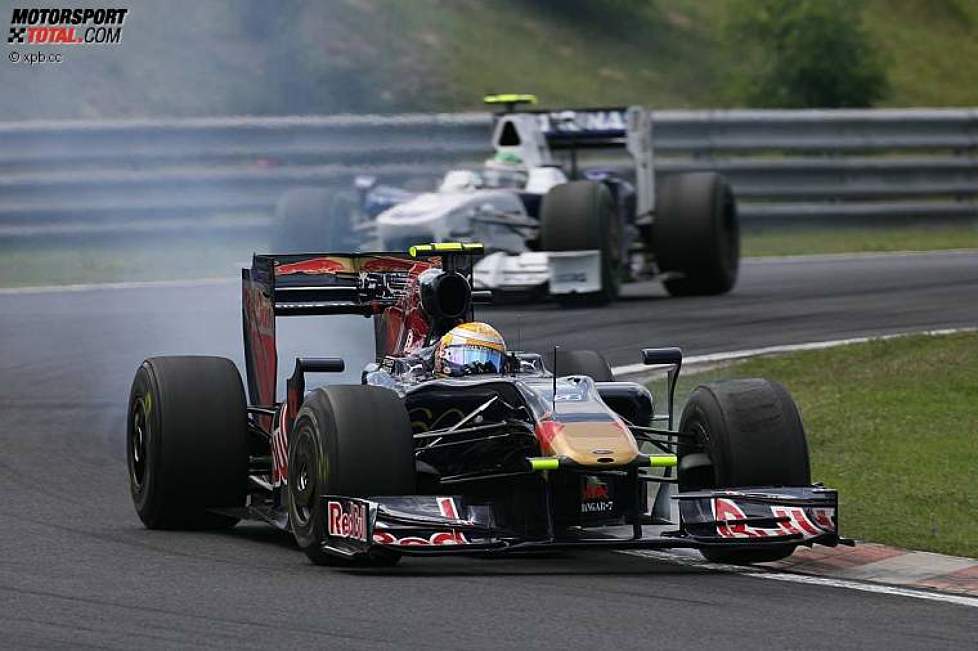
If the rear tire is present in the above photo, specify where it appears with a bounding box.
[552,349,615,382]
[127,356,249,530]
[653,172,739,296]
[287,386,415,566]
[677,379,809,564]
[274,187,357,253]
[540,180,622,306]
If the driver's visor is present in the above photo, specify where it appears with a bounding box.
[441,345,503,374]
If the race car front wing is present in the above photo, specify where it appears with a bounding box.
[319,486,848,559]
[472,250,602,295]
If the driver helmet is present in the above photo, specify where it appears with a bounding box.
[434,322,506,377]
[482,152,527,189]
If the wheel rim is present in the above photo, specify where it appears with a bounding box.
[290,429,319,527]
[129,398,148,490]
[679,420,715,492]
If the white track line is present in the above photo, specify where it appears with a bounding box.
[0,276,236,295]
[620,550,978,609]
[4,247,976,295]
[743,248,978,264]
[611,327,978,377]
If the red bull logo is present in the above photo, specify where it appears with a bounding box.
[581,478,614,513]
[582,481,610,501]
[361,256,432,273]
[327,500,368,542]
[276,257,350,276]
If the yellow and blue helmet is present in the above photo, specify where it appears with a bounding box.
[434,322,506,377]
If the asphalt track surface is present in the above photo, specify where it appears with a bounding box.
[1,250,977,648]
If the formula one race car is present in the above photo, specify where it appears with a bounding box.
[127,244,847,566]
[274,95,739,304]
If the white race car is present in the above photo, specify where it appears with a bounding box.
[276,95,739,304]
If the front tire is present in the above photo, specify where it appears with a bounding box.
[677,379,810,563]
[287,386,415,566]
[127,356,249,530]
[540,180,622,306]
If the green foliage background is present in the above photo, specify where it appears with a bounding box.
[725,0,889,107]
[2,0,976,120]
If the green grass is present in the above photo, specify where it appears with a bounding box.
[400,0,978,111]
[863,0,978,107]
[742,222,978,257]
[392,0,723,111]
[652,332,978,557]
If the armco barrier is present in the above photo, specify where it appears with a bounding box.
[0,108,975,235]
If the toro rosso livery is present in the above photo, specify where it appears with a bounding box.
[276,95,740,304]
[127,244,848,566]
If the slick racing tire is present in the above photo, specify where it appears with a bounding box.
[540,180,622,306]
[677,379,810,564]
[287,386,415,566]
[553,349,615,382]
[652,172,739,296]
[274,187,357,253]
[127,356,249,530]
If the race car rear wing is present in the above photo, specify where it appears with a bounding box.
[484,95,632,147]
[247,251,438,318]
[534,107,631,148]
[490,104,655,219]
[241,244,485,408]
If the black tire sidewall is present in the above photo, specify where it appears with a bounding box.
[287,386,415,565]
[678,379,810,490]
[540,181,622,304]
[287,415,331,560]
[597,185,622,302]
[127,363,163,525]
[677,387,730,490]
[654,172,739,296]
[126,356,248,529]
[678,379,809,564]
[553,349,615,382]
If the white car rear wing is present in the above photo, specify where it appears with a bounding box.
[490,106,656,220]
